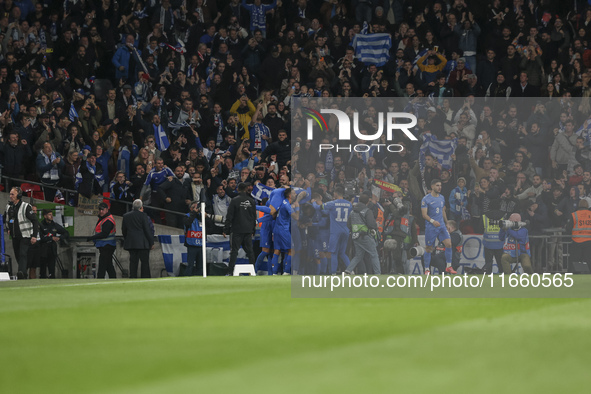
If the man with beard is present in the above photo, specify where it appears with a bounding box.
[140,158,175,223]
[130,164,147,200]
[158,166,190,228]
[0,131,31,183]
[486,71,511,103]
[262,103,285,141]
[262,129,290,169]
[517,174,543,206]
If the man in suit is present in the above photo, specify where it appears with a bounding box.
[122,199,155,278]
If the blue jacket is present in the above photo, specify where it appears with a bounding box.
[36,151,65,184]
[500,227,531,257]
[112,45,141,80]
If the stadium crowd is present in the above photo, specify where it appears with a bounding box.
[1,0,591,275]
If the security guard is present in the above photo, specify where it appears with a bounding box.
[344,194,381,275]
[87,202,117,279]
[39,209,69,278]
[183,200,204,276]
[4,187,39,279]
[566,199,591,270]
[482,200,506,274]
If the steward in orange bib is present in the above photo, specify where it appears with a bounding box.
[86,202,117,279]
[566,199,591,270]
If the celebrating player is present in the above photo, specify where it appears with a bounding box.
[322,187,352,274]
[421,179,456,275]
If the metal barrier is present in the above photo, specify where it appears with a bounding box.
[0,174,188,221]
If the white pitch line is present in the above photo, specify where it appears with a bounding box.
[1,276,201,290]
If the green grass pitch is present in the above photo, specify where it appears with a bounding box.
[1,276,590,393]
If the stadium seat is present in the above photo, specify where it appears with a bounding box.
[20,183,44,200]
[233,265,256,276]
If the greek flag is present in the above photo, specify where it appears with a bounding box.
[167,120,190,131]
[419,133,457,171]
[352,33,391,67]
[251,183,274,202]
[360,21,368,34]
[158,234,251,276]
[153,124,170,151]
[69,102,78,121]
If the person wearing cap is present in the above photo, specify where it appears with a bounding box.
[120,84,138,107]
[485,71,512,101]
[223,182,257,275]
[39,209,69,279]
[87,202,117,279]
[566,199,591,271]
[122,199,154,278]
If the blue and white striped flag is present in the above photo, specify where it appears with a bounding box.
[419,133,457,193]
[352,33,391,67]
[419,133,457,171]
[167,120,190,130]
[360,21,368,34]
[158,234,251,276]
[69,102,78,121]
[153,124,170,151]
[251,183,274,202]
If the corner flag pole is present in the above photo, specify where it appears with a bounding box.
[201,202,207,278]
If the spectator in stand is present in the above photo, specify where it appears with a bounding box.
[36,142,65,202]
[158,166,189,228]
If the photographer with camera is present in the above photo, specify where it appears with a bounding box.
[499,213,533,274]
[344,193,381,275]
[383,194,417,274]
[565,199,591,271]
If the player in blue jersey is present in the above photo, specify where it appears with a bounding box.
[268,186,287,216]
[255,198,274,275]
[322,187,352,274]
[421,178,456,275]
[311,192,330,274]
[270,188,296,274]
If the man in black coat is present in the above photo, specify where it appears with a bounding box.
[0,130,31,182]
[223,182,256,275]
[122,199,155,278]
[39,209,69,279]
[261,129,291,169]
[158,166,189,228]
